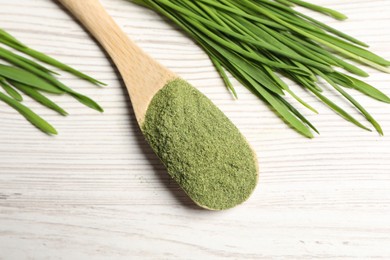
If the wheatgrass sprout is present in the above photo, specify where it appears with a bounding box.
[131,0,390,137]
[0,29,104,134]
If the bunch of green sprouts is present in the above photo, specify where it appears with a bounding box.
[0,28,104,135]
[131,0,390,137]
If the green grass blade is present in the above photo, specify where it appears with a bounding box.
[293,12,368,47]
[309,87,371,132]
[277,95,319,134]
[309,30,390,67]
[0,76,23,101]
[320,72,383,135]
[286,0,347,20]
[0,28,27,47]
[0,91,57,135]
[1,30,106,83]
[183,19,305,71]
[242,1,390,72]
[209,55,237,98]
[10,80,68,116]
[336,87,383,135]
[326,72,355,86]
[285,88,318,114]
[0,48,103,111]
[42,76,104,112]
[339,75,390,104]
[133,0,389,137]
[274,0,294,7]
[206,39,285,95]
[234,66,314,138]
[188,0,286,29]
[0,64,64,94]
[70,92,104,112]
[0,44,58,75]
[1,38,106,86]
[1,28,104,134]
[165,0,332,72]
[285,34,369,76]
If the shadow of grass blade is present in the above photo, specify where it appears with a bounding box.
[0,91,57,135]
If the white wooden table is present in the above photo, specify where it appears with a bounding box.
[1,0,390,259]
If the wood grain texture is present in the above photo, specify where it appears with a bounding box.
[0,0,390,259]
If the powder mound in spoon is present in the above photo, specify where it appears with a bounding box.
[142,78,258,210]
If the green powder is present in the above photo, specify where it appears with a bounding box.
[142,78,258,210]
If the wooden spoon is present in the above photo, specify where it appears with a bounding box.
[58,0,176,124]
[58,0,259,210]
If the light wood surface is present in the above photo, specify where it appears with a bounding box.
[0,0,390,259]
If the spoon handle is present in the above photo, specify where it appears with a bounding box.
[58,0,144,77]
[57,0,175,122]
